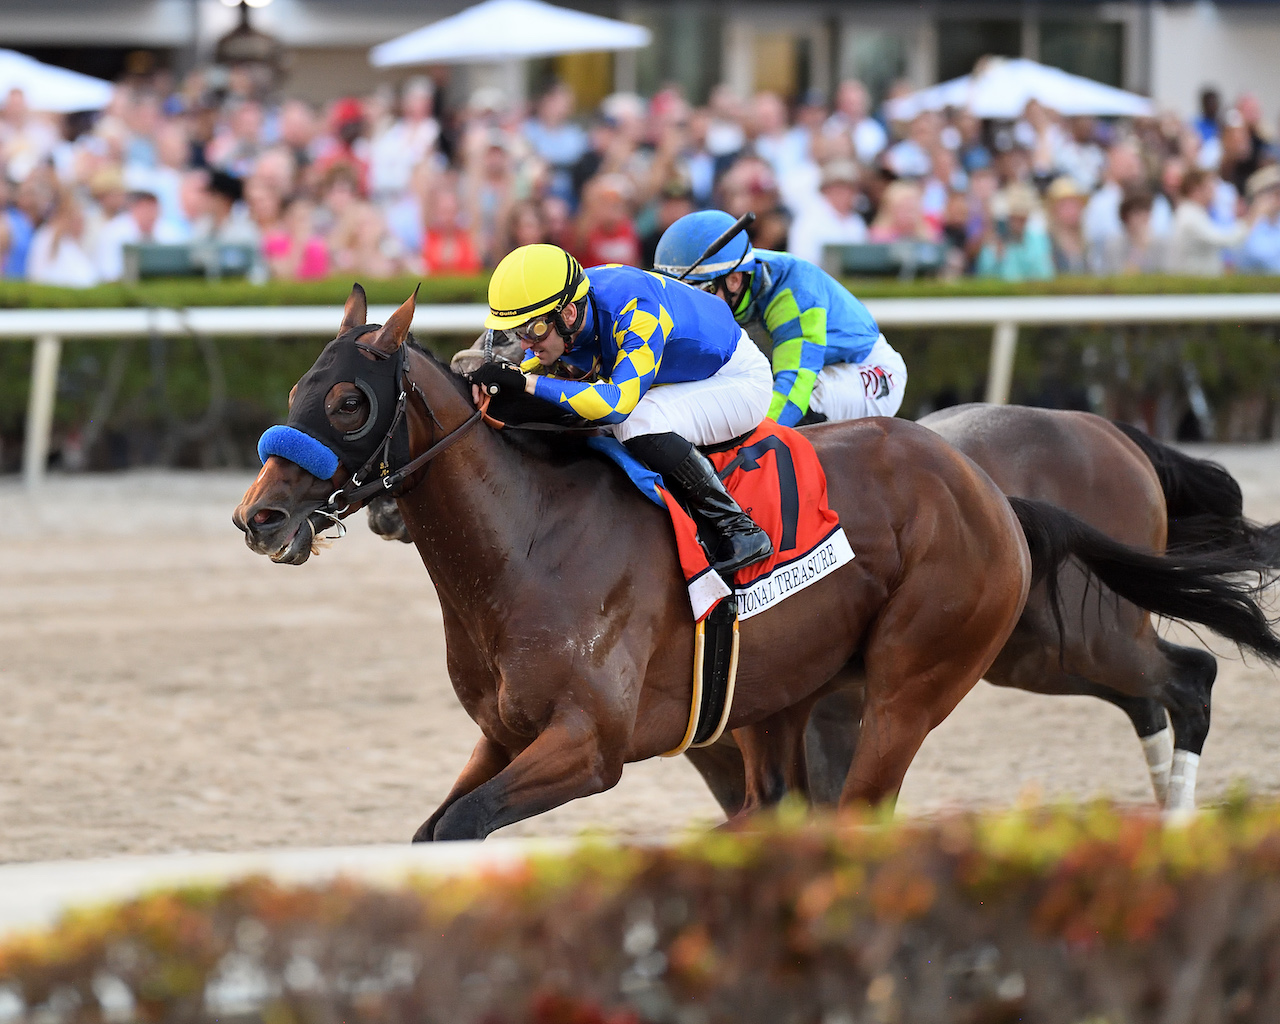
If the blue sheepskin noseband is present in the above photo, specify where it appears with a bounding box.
[258,425,340,480]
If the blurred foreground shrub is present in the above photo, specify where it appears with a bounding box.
[5,800,1280,1023]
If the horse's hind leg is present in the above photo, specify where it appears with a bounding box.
[805,671,865,807]
[1073,641,1215,814]
[1091,687,1174,805]
[986,582,1217,812]
[840,562,1024,808]
[1156,638,1217,814]
[730,694,824,818]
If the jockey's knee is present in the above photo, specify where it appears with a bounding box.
[623,431,693,473]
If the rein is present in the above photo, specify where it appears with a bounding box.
[474,388,601,435]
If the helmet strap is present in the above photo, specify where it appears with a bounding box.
[554,296,588,352]
[727,272,752,317]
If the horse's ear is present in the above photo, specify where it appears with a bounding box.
[367,285,418,355]
[339,282,368,334]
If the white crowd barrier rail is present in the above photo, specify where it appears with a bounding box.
[0,839,580,938]
[5,294,1280,488]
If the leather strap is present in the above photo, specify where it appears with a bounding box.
[328,406,482,512]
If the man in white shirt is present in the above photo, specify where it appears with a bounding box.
[124,122,192,235]
[751,91,810,182]
[521,83,587,204]
[788,159,868,266]
[95,189,188,282]
[0,88,56,183]
[1050,116,1105,193]
[823,79,887,166]
[883,113,936,179]
[1167,169,1259,276]
[368,77,440,200]
[1082,139,1143,272]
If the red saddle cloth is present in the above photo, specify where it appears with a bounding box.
[665,421,854,621]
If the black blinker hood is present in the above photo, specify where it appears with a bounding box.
[286,324,411,477]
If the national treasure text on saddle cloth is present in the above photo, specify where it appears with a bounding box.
[589,419,854,621]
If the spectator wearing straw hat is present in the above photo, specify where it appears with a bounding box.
[975,185,1054,281]
[787,159,868,265]
[1044,175,1088,275]
[1239,165,1280,273]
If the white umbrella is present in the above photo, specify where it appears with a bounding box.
[887,57,1154,121]
[0,49,113,113]
[370,0,651,66]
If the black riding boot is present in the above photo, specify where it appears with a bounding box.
[624,431,773,575]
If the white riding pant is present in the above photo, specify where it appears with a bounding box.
[609,329,773,446]
[808,334,908,421]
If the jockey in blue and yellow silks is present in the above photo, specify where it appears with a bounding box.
[469,243,774,574]
[653,210,907,427]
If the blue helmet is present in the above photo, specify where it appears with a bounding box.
[653,210,756,283]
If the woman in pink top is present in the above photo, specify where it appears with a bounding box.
[263,197,329,280]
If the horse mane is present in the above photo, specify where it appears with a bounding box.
[406,332,474,402]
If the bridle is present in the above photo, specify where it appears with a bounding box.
[320,340,481,519]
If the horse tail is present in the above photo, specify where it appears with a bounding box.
[1111,420,1280,565]
[1009,496,1280,664]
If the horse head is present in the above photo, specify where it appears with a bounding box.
[233,282,460,564]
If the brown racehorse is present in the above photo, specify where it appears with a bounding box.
[687,405,1280,817]
[233,287,1279,839]
[368,398,1279,813]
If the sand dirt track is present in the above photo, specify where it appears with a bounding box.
[2,444,1279,863]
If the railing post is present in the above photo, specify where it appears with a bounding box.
[985,320,1018,405]
[23,333,62,489]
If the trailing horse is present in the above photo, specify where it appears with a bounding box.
[233,289,1280,838]
[691,406,1280,818]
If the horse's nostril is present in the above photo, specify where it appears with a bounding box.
[252,508,286,529]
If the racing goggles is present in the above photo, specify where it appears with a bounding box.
[514,314,558,342]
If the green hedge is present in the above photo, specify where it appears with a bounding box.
[0,276,489,309]
[0,273,1274,309]
[4,800,1280,1023]
[1,275,1277,472]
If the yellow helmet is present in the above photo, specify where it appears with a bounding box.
[486,244,590,330]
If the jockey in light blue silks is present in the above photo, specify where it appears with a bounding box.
[653,210,907,427]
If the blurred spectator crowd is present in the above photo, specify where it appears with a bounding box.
[3,65,1280,288]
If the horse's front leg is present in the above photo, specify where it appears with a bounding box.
[413,735,510,842]
[429,707,624,841]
